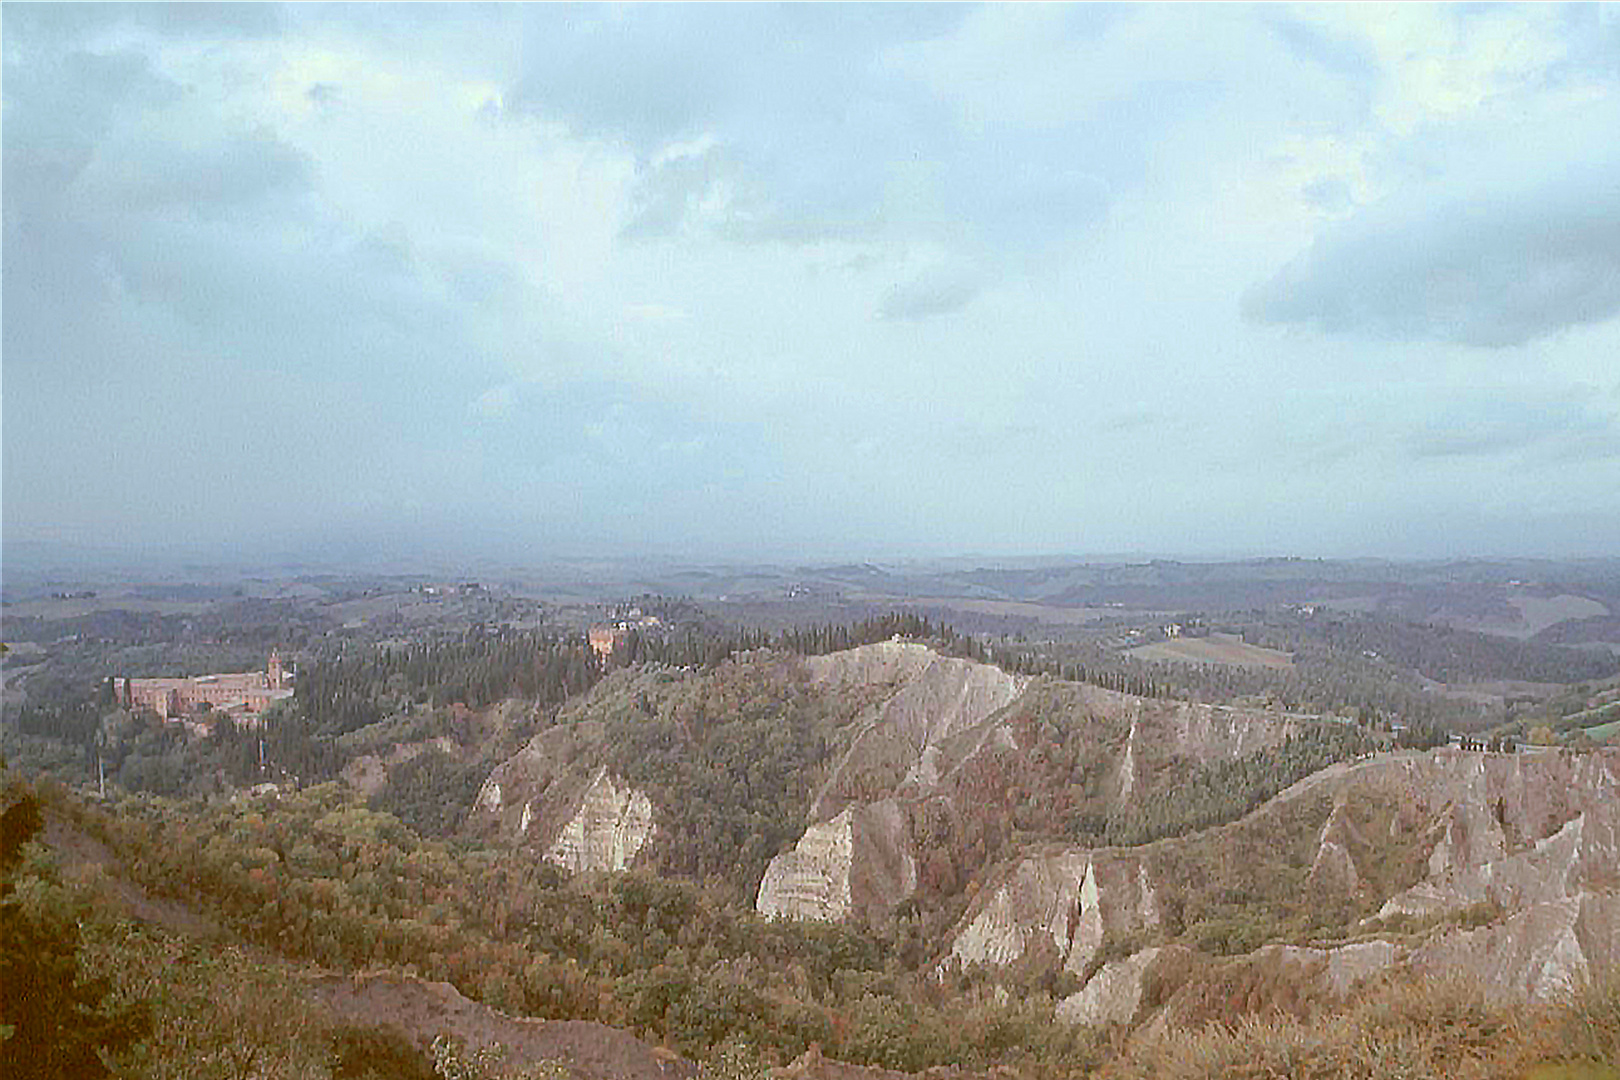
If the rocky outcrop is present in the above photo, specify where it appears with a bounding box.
[473,723,658,876]
[341,736,456,797]
[1381,801,1620,920]
[954,748,1620,1032]
[1379,748,1619,851]
[1118,710,1140,800]
[1375,751,1620,920]
[949,851,1159,974]
[759,808,856,921]
[1165,702,1298,763]
[1147,940,1401,1029]
[545,769,655,874]
[757,800,915,921]
[759,643,1022,922]
[808,643,1025,819]
[1411,892,1620,1001]
[1057,946,1167,1027]
[950,853,1093,969]
[1317,940,1400,997]
[760,643,1324,926]
[1309,800,1365,893]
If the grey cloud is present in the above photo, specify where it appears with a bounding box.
[1542,4,1620,84]
[2,48,182,151]
[619,149,723,241]
[1411,427,1551,459]
[925,419,1044,463]
[878,268,980,321]
[505,6,739,149]
[8,3,1617,561]
[957,164,1111,260]
[96,128,313,216]
[525,6,1100,255]
[3,49,180,368]
[1245,164,1620,348]
[615,107,1113,258]
[623,139,894,247]
[114,2,284,38]
[3,35,486,402]
[1102,410,1168,433]
[3,2,284,42]
[507,5,967,152]
[463,377,780,507]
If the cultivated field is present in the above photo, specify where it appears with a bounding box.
[1127,631,1294,669]
[1465,592,1610,639]
[1585,719,1620,744]
[908,597,1165,625]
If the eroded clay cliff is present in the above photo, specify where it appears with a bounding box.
[544,768,656,874]
[952,747,1620,1030]
[756,800,915,921]
[473,725,658,875]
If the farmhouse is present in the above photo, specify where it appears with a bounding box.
[119,651,293,722]
[588,625,625,659]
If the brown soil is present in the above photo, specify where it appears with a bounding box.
[43,810,219,937]
[308,972,698,1080]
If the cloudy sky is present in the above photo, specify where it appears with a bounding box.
[5,3,1619,564]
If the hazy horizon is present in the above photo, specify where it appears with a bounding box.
[6,3,1620,563]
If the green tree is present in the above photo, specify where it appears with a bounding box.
[0,787,149,1079]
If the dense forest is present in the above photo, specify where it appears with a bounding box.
[1245,611,1620,684]
[9,600,1609,827]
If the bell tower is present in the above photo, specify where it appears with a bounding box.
[268,650,285,690]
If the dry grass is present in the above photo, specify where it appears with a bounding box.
[1105,971,1620,1080]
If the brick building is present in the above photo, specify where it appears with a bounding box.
[119,651,293,723]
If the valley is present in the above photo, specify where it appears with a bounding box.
[4,560,1619,1078]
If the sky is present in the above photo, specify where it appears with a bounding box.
[4,2,1620,565]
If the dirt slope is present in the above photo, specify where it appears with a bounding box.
[308,972,697,1080]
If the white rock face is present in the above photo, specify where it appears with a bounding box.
[756,800,916,921]
[951,854,1091,967]
[544,770,655,874]
[1135,864,1160,929]
[759,642,1022,923]
[477,780,502,812]
[1066,861,1106,975]
[1169,702,1296,762]
[808,642,1025,818]
[1310,801,1364,892]
[1321,940,1399,997]
[1119,712,1139,800]
[758,808,857,921]
[949,852,1158,973]
[1057,947,1163,1027]
[1411,893,1620,1002]
[1379,798,1620,920]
